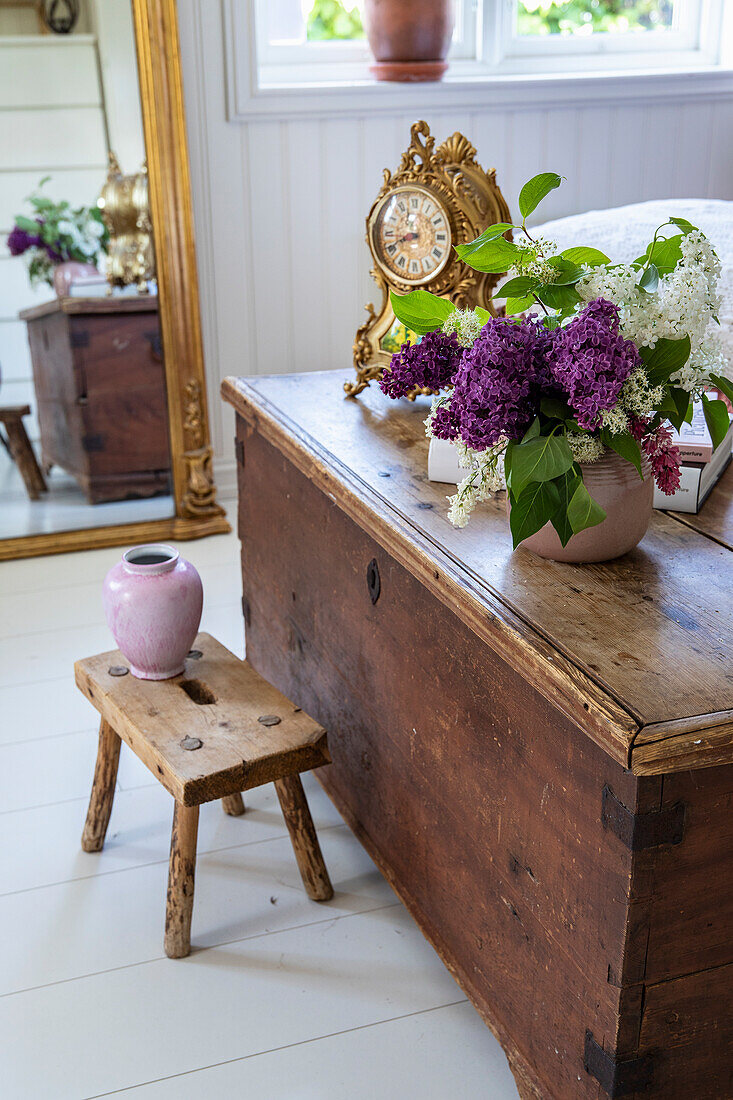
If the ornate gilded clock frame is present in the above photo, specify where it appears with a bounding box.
[346,120,512,399]
[0,0,229,561]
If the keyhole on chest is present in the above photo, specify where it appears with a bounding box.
[367,558,381,605]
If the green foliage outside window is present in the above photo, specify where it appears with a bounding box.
[304,0,675,44]
[306,0,364,41]
[517,0,674,36]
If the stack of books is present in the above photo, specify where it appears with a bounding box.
[653,401,733,514]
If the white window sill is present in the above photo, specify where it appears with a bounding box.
[230,61,733,121]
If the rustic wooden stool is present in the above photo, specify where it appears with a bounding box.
[0,405,47,501]
[75,633,333,958]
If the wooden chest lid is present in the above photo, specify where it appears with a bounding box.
[19,295,159,322]
[222,370,733,777]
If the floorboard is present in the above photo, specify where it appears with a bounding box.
[0,530,519,1099]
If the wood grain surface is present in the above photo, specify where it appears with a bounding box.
[75,633,330,804]
[222,371,733,775]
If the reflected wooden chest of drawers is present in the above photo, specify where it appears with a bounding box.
[223,370,733,1100]
[20,296,170,504]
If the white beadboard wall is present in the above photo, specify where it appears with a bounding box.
[177,1,733,495]
[0,36,108,440]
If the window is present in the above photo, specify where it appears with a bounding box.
[255,0,476,76]
[252,0,726,89]
[516,1,676,38]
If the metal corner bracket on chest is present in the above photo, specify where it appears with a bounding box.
[601,785,686,850]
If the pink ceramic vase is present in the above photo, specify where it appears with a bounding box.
[102,544,203,679]
[52,260,99,297]
[511,450,654,564]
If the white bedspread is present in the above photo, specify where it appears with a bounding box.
[534,198,733,367]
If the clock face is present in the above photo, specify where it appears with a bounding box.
[370,186,452,285]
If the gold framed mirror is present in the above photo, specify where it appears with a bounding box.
[0,0,228,561]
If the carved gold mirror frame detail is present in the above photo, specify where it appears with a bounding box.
[0,0,229,561]
[346,120,512,399]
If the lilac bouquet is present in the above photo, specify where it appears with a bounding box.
[7,178,108,289]
[380,173,732,548]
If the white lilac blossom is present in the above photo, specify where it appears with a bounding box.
[447,441,506,528]
[600,407,630,435]
[566,432,604,465]
[618,368,664,418]
[442,308,484,347]
[577,229,724,391]
[512,237,558,283]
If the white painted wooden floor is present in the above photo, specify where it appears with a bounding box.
[0,530,519,1099]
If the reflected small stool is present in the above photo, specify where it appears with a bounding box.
[75,632,333,958]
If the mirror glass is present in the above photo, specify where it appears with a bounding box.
[0,0,174,541]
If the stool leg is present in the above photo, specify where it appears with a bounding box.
[81,719,121,852]
[221,793,245,816]
[165,802,199,958]
[5,416,47,500]
[274,774,333,902]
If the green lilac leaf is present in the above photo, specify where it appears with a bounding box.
[494,275,539,298]
[509,480,561,550]
[509,433,575,498]
[504,295,534,316]
[600,428,643,478]
[459,224,514,256]
[522,417,541,443]
[639,336,691,387]
[518,173,562,220]
[546,258,586,285]
[560,246,610,267]
[389,289,455,336]
[566,480,606,535]
[15,215,38,232]
[540,396,573,421]
[700,394,731,451]
[638,263,659,293]
[668,217,697,235]
[709,373,733,405]
[455,236,520,274]
[537,283,582,310]
[550,468,582,547]
[633,234,683,276]
[667,387,693,431]
[474,306,492,326]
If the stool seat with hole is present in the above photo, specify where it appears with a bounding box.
[75,632,333,958]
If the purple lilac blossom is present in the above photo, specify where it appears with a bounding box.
[379,330,462,400]
[432,316,551,449]
[7,226,40,256]
[546,298,640,430]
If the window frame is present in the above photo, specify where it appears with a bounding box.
[227,0,731,119]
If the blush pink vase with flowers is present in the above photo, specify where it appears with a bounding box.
[102,544,203,679]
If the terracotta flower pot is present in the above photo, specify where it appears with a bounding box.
[364,0,455,82]
[52,260,99,298]
[102,544,203,679]
[510,450,654,564]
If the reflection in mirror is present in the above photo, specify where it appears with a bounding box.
[0,0,173,539]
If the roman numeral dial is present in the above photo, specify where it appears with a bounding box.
[370,186,452,285]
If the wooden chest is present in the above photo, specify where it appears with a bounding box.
[223,370,733,1100]
[20,296,171,504]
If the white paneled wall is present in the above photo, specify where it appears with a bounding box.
[0,36,108,441]
[178,1,733,493]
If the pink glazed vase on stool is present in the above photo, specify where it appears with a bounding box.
[102,544,203,679]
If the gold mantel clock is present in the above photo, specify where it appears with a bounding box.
[346,120,511,398]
